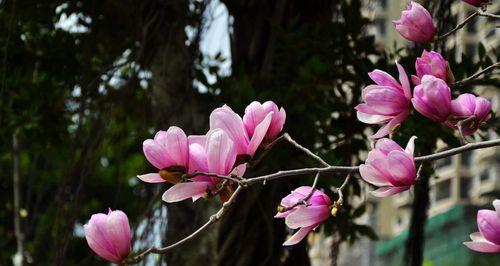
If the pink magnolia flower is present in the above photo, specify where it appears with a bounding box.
[412,75,452,122]
[162,129,245,203]
[137,126,189,184]
[84,209,131,263]
[412,50,451,85]
[210,105,272,161]
[446,93,492,136]
[359,136,417,197]
[275,186,331,246]
[464,200,500,253]
[393,2,436,43]
[355,62,411,139]
[462,0,489,7]
[243,101,286,143]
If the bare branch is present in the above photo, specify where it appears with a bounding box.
[437,11,479,40]
[278,172,321,212]
[454,62,500,87]
[124,186,244,264]
[478,9,500,19]
[283,133,330,167]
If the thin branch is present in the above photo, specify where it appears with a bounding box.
[279,172,321,212]
[437,11,478,40]
[248,135,286,168]
[454,62,500,87]
[124,186,243,264]
[185,171,242,183]
[478,9,500,19]
[283,133,330,167]
[457,116,476,144]
[126,138,500,264]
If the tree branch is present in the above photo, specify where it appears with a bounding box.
[437,11,479,40]
[454,62,500,87]
[126,137,500,264]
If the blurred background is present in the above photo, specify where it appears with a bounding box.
[0,0,499,265]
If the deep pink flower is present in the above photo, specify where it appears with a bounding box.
[412,75,452,122]
[162,129,245,203]
[243,101,286,143]
[462,0,489,7]
[464,200,500,253]
[412,50,450,85]
[355,62,411,139]
[84,209,131,263]
[210,105,272,160]
[138,126,189,184]
[393,2,436,43]
[445,93,492,136]
[275,186,331,246]
[359,136,417,197]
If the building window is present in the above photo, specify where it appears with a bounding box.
[460,177,471,198]
[466,12,477,33]
[435,157,452,169]
[466,44,476,58]
[374,18,386,36]
[461,151,472,166]
[435,179,452,201]
[480,170,490,182]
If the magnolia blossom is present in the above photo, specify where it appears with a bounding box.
[210,105,272,160]
[162,129,245,203]
[412,50,451,85]
[138,126,189,184]
[355,62,411,139]
[275,186,331,246]
[412,75,452,122]
[84,209,131,263]
[359,137,417,197]
[446,93,492,136]
[462,0,489,7]
[464,200,500,253]
[243,101,286,143]
[393,2,436,43]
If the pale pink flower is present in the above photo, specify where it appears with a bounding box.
[162,129,245,203]
[464,200,500,253]
[137,126,189,184]
[210,105,272,160]
[243,101,286,143]
[412,75,451,122]
[84,209,131,263]
[355,62,411,139]
[393,2,436,43]
[275,186,331,246]
[412,50,450,85]
[445,93,492,136]
[359,136,417,197]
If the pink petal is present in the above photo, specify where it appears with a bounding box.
[209,105,249,155]
[387,150,416,186]
[375,138,403,154]
[105,210,131,259]
[356,109,392,124]
[143,139,174,169]
[368,70,401,89]
[247,112,272,156]
[162,182,213,203]
[243,101,267,138]
[206,129,236,175]
[274,210,294,218]
[474,97,492,121]
[267,107,286,141]
[283,225,315,246]
[285,205,330,229]
[396,61,411,100]
[359,164,391,187]
[370,111,408,139]
[477,210,500,245]
[84,224,122,263]
[411,75,421,86]
[493,200,500,219]
[464,241,500,253]
[405,136,417,155]
[371,186,410,197]
[188,143,209,173]
[164,126,189,166]
[188,135,207,146]
[137,173,166,183]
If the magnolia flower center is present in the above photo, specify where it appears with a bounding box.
[159,166,187,184]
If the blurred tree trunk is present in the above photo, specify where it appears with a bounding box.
[217,1,335,265]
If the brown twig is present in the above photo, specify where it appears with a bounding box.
[279,172,321,212]
[437,11,479,40]
[126,137,500,264]
[454,62,500,87]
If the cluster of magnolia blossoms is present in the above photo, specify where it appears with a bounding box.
[357,1,493,139]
